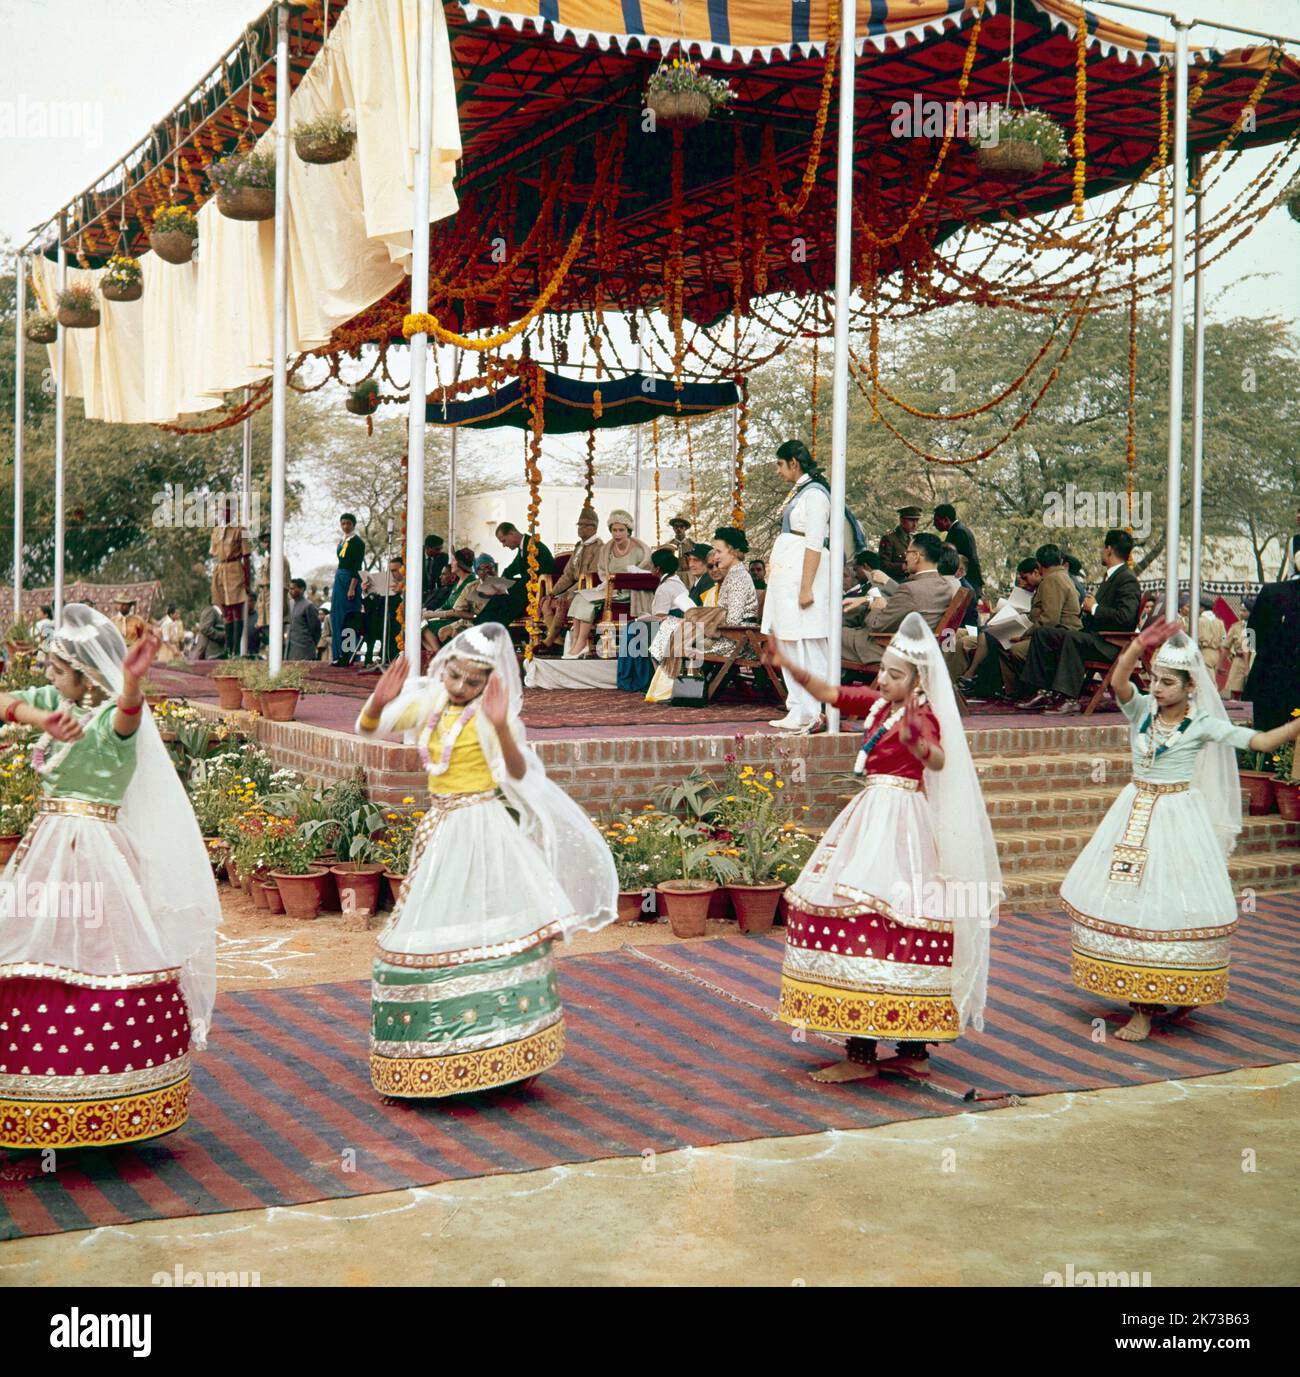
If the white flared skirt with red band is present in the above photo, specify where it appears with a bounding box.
[1060,779,1237,1007]
[778,776,959,1041]
[0,801,196,1148]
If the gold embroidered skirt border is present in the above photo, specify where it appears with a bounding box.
[1070,951,1228,1007]
[778,975,960,1040]
[0,1074,190,1149]
[369,1019,565,1098]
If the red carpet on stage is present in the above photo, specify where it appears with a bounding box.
[2,897,1297,1240]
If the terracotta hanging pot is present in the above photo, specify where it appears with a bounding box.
[57,303,100,330]
[647,89,711,130]
[101,279,143,303]
[295,130,355,165]
[149,228,196,264]
[24,314,57,344]
[217,185,275,222]
[975,139,1045,179]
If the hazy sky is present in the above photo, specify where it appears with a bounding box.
[2,0,1297,571]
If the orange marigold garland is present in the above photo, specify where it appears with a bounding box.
[652,417,663,546]
[522,364,546,659]
[584,428,596,510]
[731,375,749,526]
[1072,13,1088,221]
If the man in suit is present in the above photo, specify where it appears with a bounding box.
[423,535,449,597]
[878,505,922,583]
[933,503,983,595]
[1016,529,1141,711]
[539,507,603,648]
[1004,542,1082,694]
[472,521,555,629]
[843,532,960,666]
[330,512,366,664]
[286,579,323,661]
[1245,550,1300,731]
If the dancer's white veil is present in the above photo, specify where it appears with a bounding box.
[1152,631,1242,856]
[48,605,221,1045]
[372,625,618,936]
[887,613,1002,1033]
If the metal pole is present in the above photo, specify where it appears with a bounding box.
[404,0,436,674]
[1163,24,1189,621]
[826,0,857,733]
[267,4,290,673]
[11,254,24,620]
[1187,150,1205,626]
[240,386,252,656]
[633,341,643,534]
[381,517,394,664]
[53,223,66,628]
[448,427,458,545]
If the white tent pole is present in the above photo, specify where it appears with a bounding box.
[1163,23,1189,620]
[53,223,66,629]
[448,427,458,546]
[1187,150,1205,622]
[405,0,436,673]
[826,0,857,734]
[240,386,253,655]
[11,253,24,620]
[267,3,290,673]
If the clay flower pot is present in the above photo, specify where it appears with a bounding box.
[150,228,196,264]
[1240,770,1278,816]
[271,866,330,919]
[331,862,384,917]
[25,315,57,345]
[648,88,711,129]
[240,687,263,713]
[0,835,21,867]
[727,883,786,935]
[382,869,407,910]
[1275,781,1300,822]
[250,868,272,908]
[225,855,241,889]
[259,687,300,721]
[57,303,100,330]
[656,881,717,938]
[617,890,647,925]
[295,130,355,165]
[214,674,244,710]
[260,881,286,915]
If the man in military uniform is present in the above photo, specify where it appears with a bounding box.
[663,515,693,562]
[878,505,922,583]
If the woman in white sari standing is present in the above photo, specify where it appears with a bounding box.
[761,440,832,732]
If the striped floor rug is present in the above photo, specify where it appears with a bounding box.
[2,896,1297,1240]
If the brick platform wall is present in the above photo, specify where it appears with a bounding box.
[192,703,1132,829]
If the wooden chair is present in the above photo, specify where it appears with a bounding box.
[1079,591,1155,716]
[696,626,776,702]
[841,587,974,714]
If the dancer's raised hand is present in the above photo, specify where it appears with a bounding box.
[897,692,939,762]
[1136,616,1182,656]
[481,669,508,727]
[43,708,84,742]
[370,653,410,709]
[122,628,161,688]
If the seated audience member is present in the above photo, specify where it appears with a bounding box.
[842,531,959,666]
[1244,551,1300,731]
[937,546,979,629]
[878,505,922,582]
[423,547,477,651]
[933,503,983,595]
[748,559,767,591]
[471,522,555,629]
[1062,551,1088,602]
[683,544,716,606]
[438,554,510,644]
[1014,529,1140,712]
[539,507,603,650]
[697,528,759,654]
[619,548,688,692]
[563,510,652,658]
[286,579,323,661]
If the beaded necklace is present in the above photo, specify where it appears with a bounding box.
[419,701,480,776]
[1138,703,1190,769]
[853,697,906,775]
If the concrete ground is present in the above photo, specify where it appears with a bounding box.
[2,1064,1296,1287]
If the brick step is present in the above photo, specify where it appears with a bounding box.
[974,751,1133,787]
[992,818,1300,860]
[1002,854,1300,906]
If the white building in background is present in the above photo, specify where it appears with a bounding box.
[453,469,697,558]
[1141,532,1291,584]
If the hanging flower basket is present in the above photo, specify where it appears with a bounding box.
[1284,174,1300,224]
[150,206,199,264]
[24,312,57,344]
[970,107,1066,182]
[56,284,100,330]
[101,254,143,303]
[209,152,276,222]
[295,111,356,165]
[645,58,733,131]
[346,378,381,416]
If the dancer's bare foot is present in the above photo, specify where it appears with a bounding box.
[809,1058,880,1083]
[1162,1005,1195,1025]
[880,1052,931,1078]
[1115,1009,1153,1041]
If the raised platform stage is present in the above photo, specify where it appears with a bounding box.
[151,659,1299,910]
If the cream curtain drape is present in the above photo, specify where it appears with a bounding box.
[36,0,461,426]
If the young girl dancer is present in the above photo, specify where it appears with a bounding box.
[355,624,618,1098]
[765,614,1002,1082]
[1062,617,1300,1041]
[0,606,220,1150]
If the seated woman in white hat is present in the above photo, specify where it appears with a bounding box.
[563,509,651,658]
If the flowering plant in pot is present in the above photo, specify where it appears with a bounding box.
[3,616,38,658]
[0,729,38,864]
[1237,746,1277,816]
[150,205,199,263]
[247,661,309,720]
[56,283,100,329]
[371,799,419,907]
[331,831,387,920]
[346,377,381,416]
[1271,724,1299,821]
[266,819,329,919]
[604,807,677,922]
[970,106,1066,179]
[208,151,276,221]
[645,56,734,130]
[24,311,57,344]
[210,661,247,709]
[295,110,356,165]
[655,819,739,938]
[711,763,804,933]
[101,254,143,303]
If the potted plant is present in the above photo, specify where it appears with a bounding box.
[1271,732,1299,821]
[24,311,57,344]
[655,820,739,938]
[211,661,246,710]
[257,662,309,721]
[1237,746,1277,816]
[267,820,331,920]
[725,817,805,935]
[3,617,38,659]
[346,377,380,416]
[970,106,1067,179]
[331,836,386,920]
[150,205,199,264]
[234,659,264,713]
[295,110,356,165]
[209,151,276,221]
[56,283,100,329]
[371,800,418,908]
[644,56,734,130]
[0,732,37,865]
[101,254,143,303]
[604,809,675,922]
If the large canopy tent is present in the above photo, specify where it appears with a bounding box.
[12,0,1300,687]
